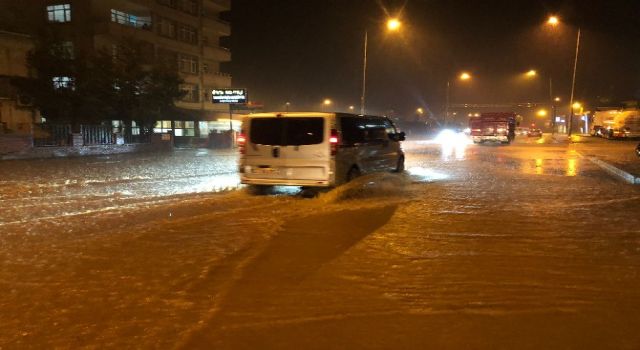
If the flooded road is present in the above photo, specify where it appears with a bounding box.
[1,136,640,348]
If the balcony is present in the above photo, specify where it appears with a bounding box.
[93,21,155,42]
[203,72,232,87]
[203,44,231,62]
[204,0,230,11]
[202,15,231,36]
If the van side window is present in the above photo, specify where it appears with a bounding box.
[365,118,388,141]
[383,118,397,134]
[340,117,366,145]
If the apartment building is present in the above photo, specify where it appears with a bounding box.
[9,0,232,143]
[0,30,38,135]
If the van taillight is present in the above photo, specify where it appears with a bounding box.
[237,133,246,154]
[330,129,339,156]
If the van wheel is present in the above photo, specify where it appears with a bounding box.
[393,156,405,173]
[346,166,361,182]
[247,185,273,195]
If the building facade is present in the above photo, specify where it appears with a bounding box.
[0,30,39,135]
[4,0,232,144]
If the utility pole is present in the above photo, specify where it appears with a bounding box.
[568,28,581,137]
[360,31,368,115]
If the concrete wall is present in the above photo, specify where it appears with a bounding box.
[1,133,174,160]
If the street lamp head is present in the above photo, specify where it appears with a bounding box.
[526,69,537,77]
[323,99,332,106]
[537,109,548,117]
[386,18,401,31]
[554,97,561,102]
[349,105,355,111]
[459,72,471,81]
[416,108,424,114]
[572,102,581,109]
[547,16,559,26]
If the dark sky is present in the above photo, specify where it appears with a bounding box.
[226,0,640,117]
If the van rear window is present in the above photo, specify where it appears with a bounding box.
[250,118,324,146]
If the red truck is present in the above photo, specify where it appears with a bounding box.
[469,112,517,144]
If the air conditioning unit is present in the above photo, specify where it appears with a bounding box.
[16,94,33,107]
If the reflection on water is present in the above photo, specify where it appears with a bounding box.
[567,158,577,176]
[441,143,468,161]
[188,173,242,194]
[407,167,449,182]
[521,158,579,177]
[535,159,544,175]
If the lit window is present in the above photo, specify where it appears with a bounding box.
[154,120,172,133]
[174,120,195,136]
[110,9,151,29]
[47,4,71,23]
[52,76,73,89]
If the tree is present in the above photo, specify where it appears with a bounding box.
[14,34,185,133]
[110,40,185,134]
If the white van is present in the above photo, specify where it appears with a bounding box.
[238,112,405,189]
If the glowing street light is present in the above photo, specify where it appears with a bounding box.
[360,17,402,115]
[572,102,582,110]
[348,105,355,111]
[416,107,424,115]
[546,14,581,136]
[554,97,561,102]
[386,18,401,31]
[526,69,537,77]
[323,99,332,106]
[446,72,472,126]
[537,109,548,117]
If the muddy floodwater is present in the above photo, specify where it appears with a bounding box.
[1,137,640,348]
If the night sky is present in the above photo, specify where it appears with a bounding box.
[227,0,640,118]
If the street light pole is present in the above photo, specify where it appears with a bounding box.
[568,27,581,137]
[549,77,555,133]
[360,31,368,115]
[359,19,400,116]
[445,80,450,127]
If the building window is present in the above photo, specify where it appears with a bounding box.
[110,9,151,29]
[157,0,177,8]
[174,121,195,136]
[52,76,73,89]
[157,0,198,15]
[51,41,74,59]
[157,17,176,38]
[177,24,197,44]
[178,54,198,74]
[178,0,198,15]
[181,84,199,102]
[154,120,172,133]
[47,4,71,23]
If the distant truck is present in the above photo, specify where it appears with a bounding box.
[469,112,517,144]
[591,109,640,139]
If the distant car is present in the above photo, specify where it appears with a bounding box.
[636,143,640,157]
[527,129,542,138]
[516,127,530,136]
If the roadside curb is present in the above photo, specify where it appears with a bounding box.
[578,152,640,185]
